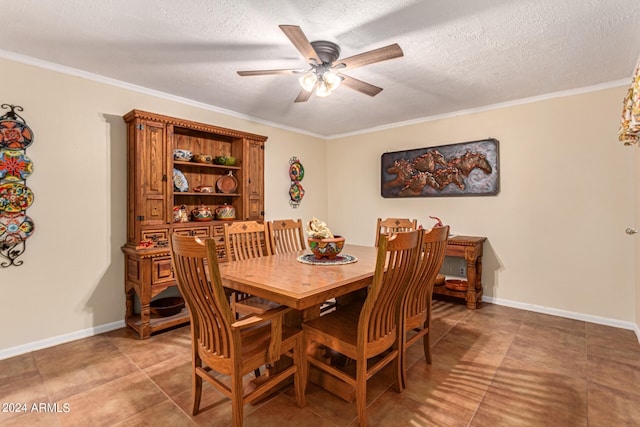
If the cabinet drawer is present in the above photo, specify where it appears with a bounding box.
[173,227,210,238]
[152,256,174,284]
[141,229,169,247]
[212,225,224,236]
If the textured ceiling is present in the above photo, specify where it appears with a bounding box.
[2,0,640,137]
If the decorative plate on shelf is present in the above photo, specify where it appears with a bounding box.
[0,212,34,243]
[216,171,238,194]
[0,182,34,212]
[0,119,34,150]
[173,168,188,192]
[0,150,33,181]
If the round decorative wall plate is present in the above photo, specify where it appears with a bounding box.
[0,119,34,150]
[289,181,305,202]
[0,212,35,243]
[289,160,304,181]
[0,182,34,212]
[0,149,33,181]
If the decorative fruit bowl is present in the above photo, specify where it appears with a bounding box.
[445,279,468,292]
[150,296,185,317]
[308,236,345,259]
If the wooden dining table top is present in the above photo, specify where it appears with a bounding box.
[218,244,378,311]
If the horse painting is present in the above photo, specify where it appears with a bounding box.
[448,151,492,176]
[384,159,415,189]
[399,171,438,196]
[434,167,465,190]
[412,150,446,172]
[381,138,498,197]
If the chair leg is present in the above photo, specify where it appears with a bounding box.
[400,331,408,390]
[355,359,368,427]
[424,301,433,365]
[192,372,202,415]
[423,330,432,364]
[395,349,404,393]
[231,372,244,427]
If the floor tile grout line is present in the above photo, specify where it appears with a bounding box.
[461,312,522,427]
[115,342,197,424]
[5,302,639,426]
[30,351,65,427]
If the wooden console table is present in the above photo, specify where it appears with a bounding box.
[434,235,487,309]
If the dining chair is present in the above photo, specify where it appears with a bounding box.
[267,218,306,254]
[170,234,306,426]
[224,221,280,317]
[267,218,338,314]
[374,217,418,246]
[224,220,272,260]
[303,230,422,427]
[400,225,449,389]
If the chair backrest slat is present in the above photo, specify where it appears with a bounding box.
[224,221,272,261]
[360,230,421,344]
[375,217,418,247]
[403,226,449,321]
[170,234,235,359]
[268,219,306,254]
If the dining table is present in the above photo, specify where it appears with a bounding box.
[218,243,379,401]
[219,244,378,317]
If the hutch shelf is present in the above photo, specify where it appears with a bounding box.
[121,109,267,339]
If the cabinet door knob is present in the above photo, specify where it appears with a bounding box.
[626,227,638,235]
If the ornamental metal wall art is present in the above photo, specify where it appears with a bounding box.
[381,138,499,198]
[288,156,305,208]
[0,104,35,267]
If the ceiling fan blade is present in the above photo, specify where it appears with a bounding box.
[237,68,304,76]
[336,43,404,70]
[279,25,322,64]
[340,74,383,97]
[294,87,313,103]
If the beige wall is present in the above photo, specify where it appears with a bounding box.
[0,58,327,353]
[327,87,636,323]
[635,143,640,330]
[1,56,637,356]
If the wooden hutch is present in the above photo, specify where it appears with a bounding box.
[121,110,267,339]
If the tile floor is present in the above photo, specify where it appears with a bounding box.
[1,299,640,426]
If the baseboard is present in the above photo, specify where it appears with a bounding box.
[2,298,639,359]
[484,296,639,335]
[0,320,125,360]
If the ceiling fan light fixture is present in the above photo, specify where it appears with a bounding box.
[323,71,342,91]
[315,79,332,97]
[238,25,404,102]
[299,72,317,92]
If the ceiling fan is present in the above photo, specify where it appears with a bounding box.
[237,25,404,103]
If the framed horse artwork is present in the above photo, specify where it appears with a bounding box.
[381,138,499,197]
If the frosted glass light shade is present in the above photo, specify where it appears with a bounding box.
[299,72,317,92]
[316,79,331,97]
[323,71,342,91]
